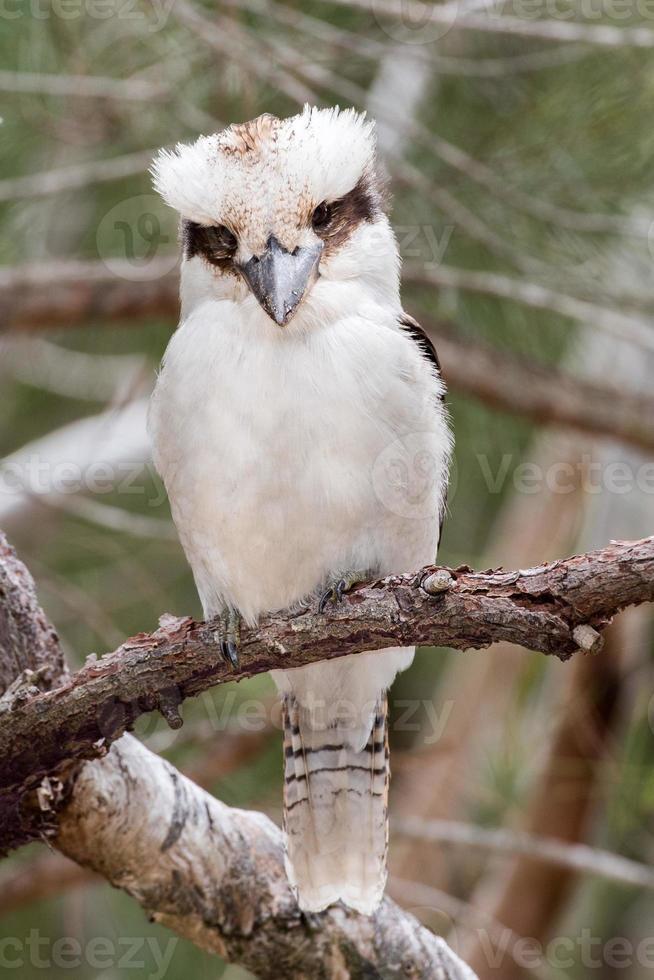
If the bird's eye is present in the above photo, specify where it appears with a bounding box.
[213,224,237,252]
[312,201,332,231]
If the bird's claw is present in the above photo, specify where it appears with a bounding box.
[213,608,242,669]
[318,578,347,613]
[220,639,239,668]
[318,569,371,614]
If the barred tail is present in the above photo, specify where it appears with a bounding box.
[281,693,389,915]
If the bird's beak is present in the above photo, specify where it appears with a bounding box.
[238,235,323,326]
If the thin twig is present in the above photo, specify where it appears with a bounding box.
[0,70,167,101]
[232,0,591,76]
[321,0,654,48]
[405,263,654,353]
[395,818,654,890]
[0,150,156,202]
[3,260,654,452]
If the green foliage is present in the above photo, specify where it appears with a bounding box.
[1,2,653,976]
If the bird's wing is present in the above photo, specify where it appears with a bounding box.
[398,312,447,549]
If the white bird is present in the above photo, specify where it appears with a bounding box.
[149,107,452,915]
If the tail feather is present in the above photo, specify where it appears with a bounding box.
[282,693,389,914]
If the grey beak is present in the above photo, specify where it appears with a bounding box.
[239,236,323,326]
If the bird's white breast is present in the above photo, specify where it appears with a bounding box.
[149,297,450,624]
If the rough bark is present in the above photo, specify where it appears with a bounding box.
[56,734,476,980]
[0,530,475,979]
[0,534,69,850]
[3,259,654,453]
[1,536,653,855]
[0,534,67,693]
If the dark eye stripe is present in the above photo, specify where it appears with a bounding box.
[182,220,237,269]
[312,175,383,252]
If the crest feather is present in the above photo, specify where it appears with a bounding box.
[151,105,377,225]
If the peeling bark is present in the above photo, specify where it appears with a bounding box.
[0,533,69,850]
[57,734,476,980]
[0,534,66,693]
[0,531,476,979]
[1,536,653,853]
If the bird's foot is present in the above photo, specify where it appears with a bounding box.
[318,569,372,614]
[213,608,241,669]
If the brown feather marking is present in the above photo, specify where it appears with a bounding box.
[221,113,280,156]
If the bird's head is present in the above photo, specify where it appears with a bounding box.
[152,106,399,329]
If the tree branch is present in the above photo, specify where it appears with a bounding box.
[324,0,654,48]
[0,533,475,980]
[1,535,653,856]
[3,260,654,453]
[56,734,476,980]
[0,534,67,694]
[424,322,654,454]
[395,816,654,891]
[0,259,178,332]
[0,150,156,202]
[403,263,654,354]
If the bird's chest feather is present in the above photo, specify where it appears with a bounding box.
[149,308,443,619]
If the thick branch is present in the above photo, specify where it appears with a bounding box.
[0,533,474,979]
[0,536,70,850]
[1,536,652,855]
[0,259,179,332]
[55,734,475,980]
[0,535,66,693]
[3,260,654,452]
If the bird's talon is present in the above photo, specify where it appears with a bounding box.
[318,589,333,614]
[318,570,372,614]
[220,639,240,668]
[215,609,241,669]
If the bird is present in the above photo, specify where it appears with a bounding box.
[148,106,452,915]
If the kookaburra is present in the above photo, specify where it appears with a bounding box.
[149,106,451,915]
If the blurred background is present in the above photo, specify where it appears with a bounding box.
[1,0,654,977]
